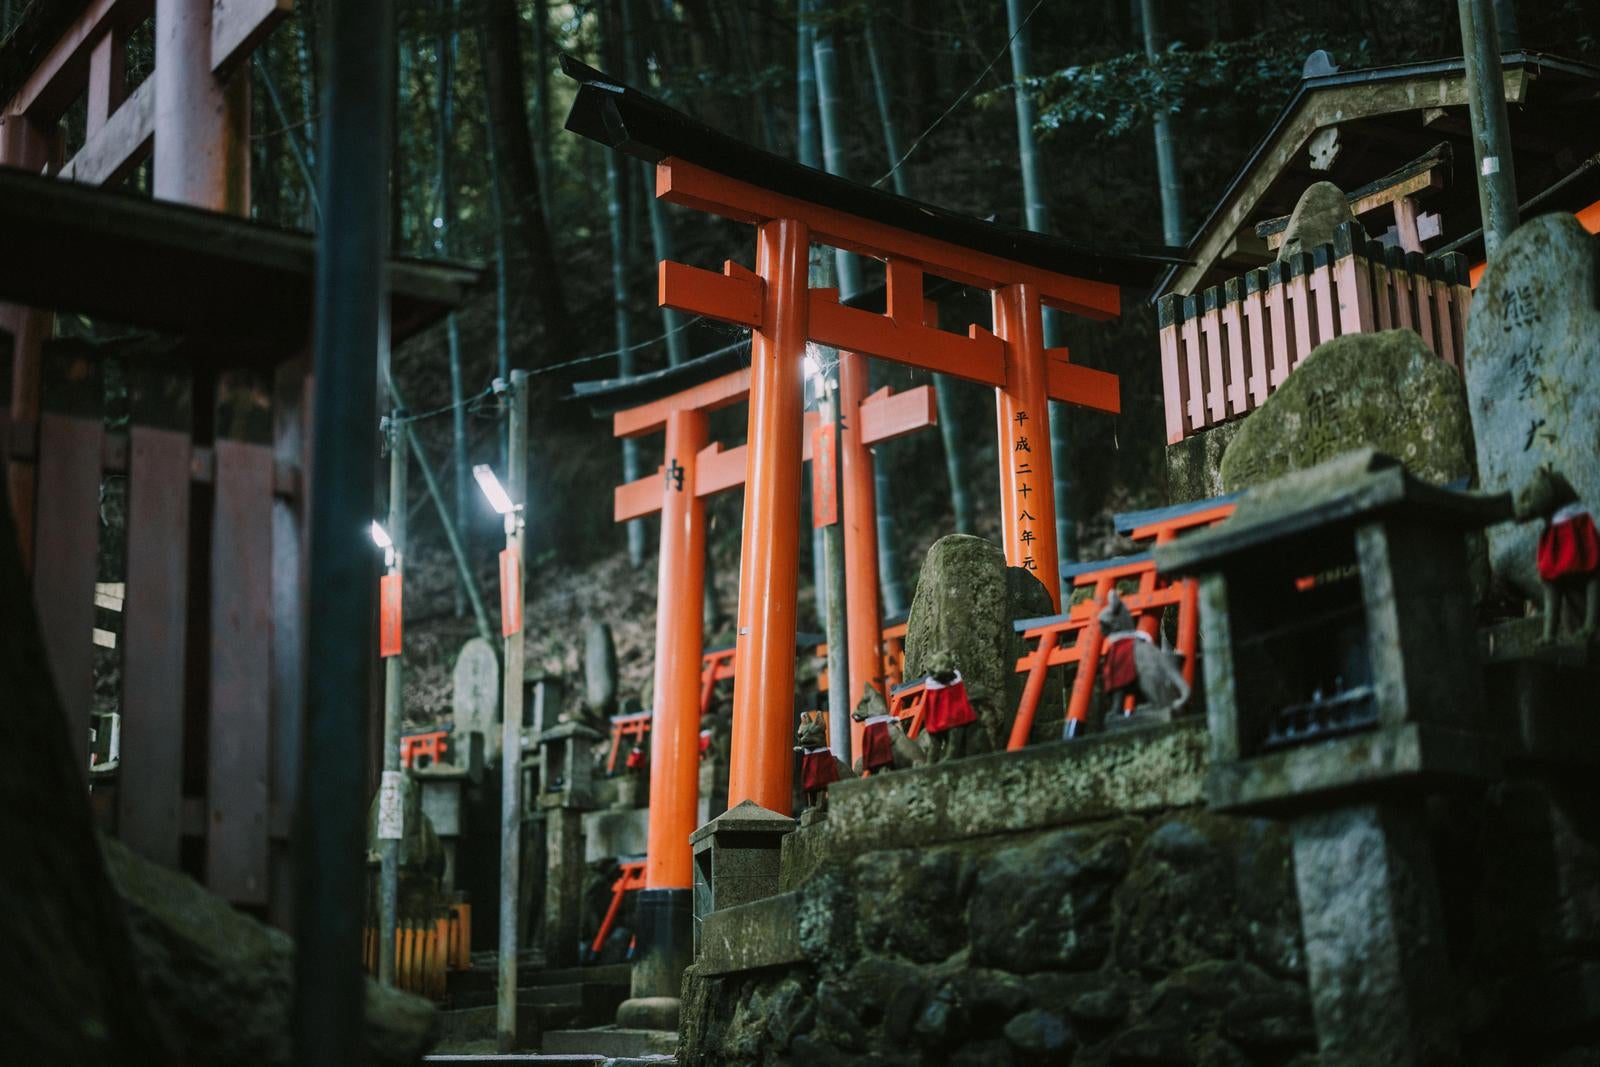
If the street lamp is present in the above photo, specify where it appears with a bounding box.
[371,520,395,568]
[474,463,520,533]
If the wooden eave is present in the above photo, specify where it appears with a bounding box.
[0,167,481,362]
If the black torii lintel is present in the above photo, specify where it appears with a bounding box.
[559,55,1187,290]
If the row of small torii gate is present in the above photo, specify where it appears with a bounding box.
[560,59,1182,1001]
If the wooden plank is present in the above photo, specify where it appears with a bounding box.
[859,384,937,445]
[1045,354,1120,415]
[1200,287,1226,422]
[1264,263,1291,390]
[657,259,764,329]
[85,23,127,137]
[1431,264,1457,370]
[59,72,153,186]
[1180,295,1205,432]
[658,158,1123,320]
[1241,270,1268,408]
[118,358,192,869]
[1406,253,1435,354]
[1387,248,1414,333]
[1156,296,1184,444]
[1221,278,1247,416]
[206,372,274,904]
[614,467,665,522]
[1309,247,1337,344]
[696,441,748,499]
[807,290,1006,388]
[211,0,293,77]
[32,347,104,779]
[1372,254,1393,330]
[1284,254,1315,370]
[6,0,150,121]
[613,367,750,439]
[1331,223,1375,336]
[268,359,307,929]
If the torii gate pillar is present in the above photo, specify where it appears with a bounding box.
[994,283,1060,605]
[727,218,810,814]
[838,350,880,711]
[631,407,708,1007]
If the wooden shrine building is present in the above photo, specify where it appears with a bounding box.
[1153,51,1600,487]
[0,0,476,929]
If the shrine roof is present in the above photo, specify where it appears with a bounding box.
[560,56,1184,290]
[1156,51,1600,299]
[0,167,481,362]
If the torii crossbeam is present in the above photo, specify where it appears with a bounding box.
[562,56,1180,819]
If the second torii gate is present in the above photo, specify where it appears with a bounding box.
[563,57,1176,818]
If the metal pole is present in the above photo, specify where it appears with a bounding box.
[292,0,393,1061]
[497,369,529,1053]
[376,415,407,986]
[820,375,851,761]
[1458,0,1520,258]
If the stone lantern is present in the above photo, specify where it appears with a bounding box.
[537,720,601,810]
[1156,449,1507,1066]
[1156,449,1505,812]
[535,720,601,967]
[689,800,795,952]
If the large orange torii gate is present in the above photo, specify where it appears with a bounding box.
[562,57,1178,819]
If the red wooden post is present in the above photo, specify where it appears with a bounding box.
[154,0,251,212]
[992,283,1060,610]
[646,407,709,891]
[838,349,881,722]
[727,217,810,814]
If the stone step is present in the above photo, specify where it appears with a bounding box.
[447,961,631,997]
[539,1027,677,1059]
[425,1056,605,1066]
[449,979,629,1023]
[434,1001,592,1050]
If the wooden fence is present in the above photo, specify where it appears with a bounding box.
[1157,220,1473,444]
[10,337,309,920]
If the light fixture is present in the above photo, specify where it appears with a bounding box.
[370,520,392,549]
[803,348,824,387]
[473,464,515,515]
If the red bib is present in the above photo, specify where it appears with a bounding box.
[1099,632,1148,692]
[800,749,841,792]
[1539,505,1600,582]
[922,674,977,734]
[860,718,895,771]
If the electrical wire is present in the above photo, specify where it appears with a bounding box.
[872,0,1047,190]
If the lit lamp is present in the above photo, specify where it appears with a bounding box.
[370,520,396,569]
[474,463,520,533]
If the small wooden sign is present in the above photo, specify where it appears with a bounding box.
[379,572,403,657]
[499,549,522,636]
[811,421,838,528]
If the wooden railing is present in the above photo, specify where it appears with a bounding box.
[1157,221,1472,444]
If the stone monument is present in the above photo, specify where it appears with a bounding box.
[1464,212,1600,600]
[451,637,500,769]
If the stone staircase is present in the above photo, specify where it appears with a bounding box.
[431,958,643,1055]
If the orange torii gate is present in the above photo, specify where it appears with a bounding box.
[585,355,934,871]
[563,58,1176,821]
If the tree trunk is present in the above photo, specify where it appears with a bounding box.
[438,0,469,617]
[1140,0,1186,247]
[813,0,908,617]
[528,0,555,227]
[863,14,971,536]
[1006,0,1077,582]
[480,38,512,466]
[479,0,570,357]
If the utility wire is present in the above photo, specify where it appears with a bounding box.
[873,0,1047,190]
